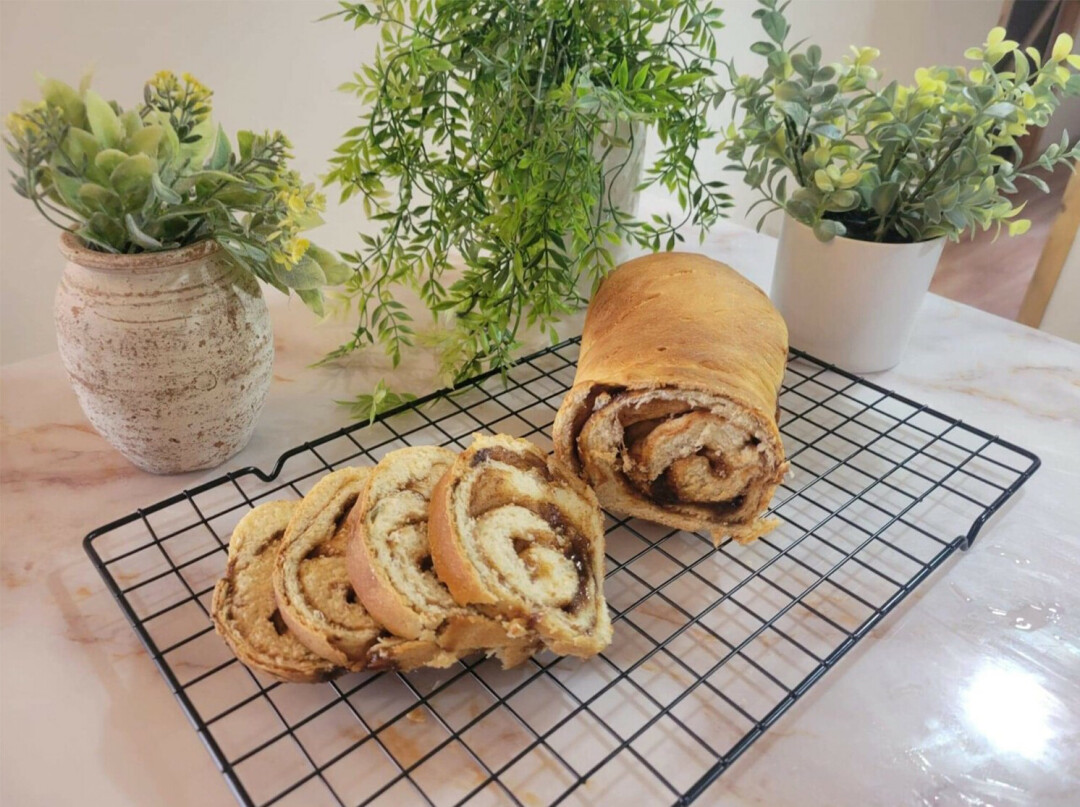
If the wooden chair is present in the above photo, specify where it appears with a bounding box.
[1018,167,1080,341]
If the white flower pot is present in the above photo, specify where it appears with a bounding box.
[770,215,946,373]
[55,233,274,474]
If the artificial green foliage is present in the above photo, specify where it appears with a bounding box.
[337,379,418,424]
[5,71,347,313]
[325,0,731,405]
[721,0,1080,243]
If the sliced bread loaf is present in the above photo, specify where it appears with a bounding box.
[211,501,340,683]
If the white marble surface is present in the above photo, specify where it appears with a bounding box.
[2,218,1079,807]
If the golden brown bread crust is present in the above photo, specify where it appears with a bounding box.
[552,252,789,543]
[428,433,612,658]
[428,470,493,606]
[346,446,458,639]
[211,501,341,683]
[272,468,384,670]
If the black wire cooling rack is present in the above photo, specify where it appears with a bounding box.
[85,338,1039,807]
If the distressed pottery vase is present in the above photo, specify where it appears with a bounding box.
[55,232,273,473]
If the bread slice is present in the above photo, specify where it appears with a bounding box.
[346,446,539,668]
[211,501,340,683]
[429,434,613,658]
[271,468,387,670]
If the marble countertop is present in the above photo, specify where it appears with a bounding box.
[2,219,1078,807]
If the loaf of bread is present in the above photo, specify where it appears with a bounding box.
[428,433,612,658]
[552,252,789,544]
[211,501,340,683]
[346,446,540,669]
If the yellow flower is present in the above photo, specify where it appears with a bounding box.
[287,237,311,264]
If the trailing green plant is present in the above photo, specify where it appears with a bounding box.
[324,0,731,418]
[721,0,1080,243]
[5,71,347,313]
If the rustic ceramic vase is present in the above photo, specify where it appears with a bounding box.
[771,215,947,374]
[55,233,274,474]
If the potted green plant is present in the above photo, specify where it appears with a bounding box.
[324,0,731,416]
[4,71,347,473]
[722,0,1080,373]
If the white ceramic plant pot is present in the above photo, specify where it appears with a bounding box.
[55,233,274,474]
[771,215,946,374]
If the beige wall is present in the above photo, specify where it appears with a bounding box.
[1,0,1002,363]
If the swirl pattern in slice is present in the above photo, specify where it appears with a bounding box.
[272,468,384,669]
[347,446,539,669]
[212,501,340,683]
[429,434,612,658]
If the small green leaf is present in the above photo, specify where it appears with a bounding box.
[37,76,86,127]
[109,153,155,209]
[236,130,254,161]
[296,288,325,317]
[151,172,183,204]
[85,89,123,148]
[205,124,231,170]
[126,125,164,156]
[761,11,789,44]
[813,219,845,241]
[124,213,163,249]
[273,254,328,290]
[870,182,900,217]
[77,183,122,216]
[94,148,128,176]
[307,245,352,285]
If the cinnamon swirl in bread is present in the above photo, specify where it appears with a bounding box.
[212,501,340,683]
[346,446,539,669]
[429,434,612,658]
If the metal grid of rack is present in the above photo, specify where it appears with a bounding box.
[85,338,1039,807]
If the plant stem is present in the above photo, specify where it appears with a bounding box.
[876,125,970,241]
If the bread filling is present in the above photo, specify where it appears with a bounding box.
[446,440,609,652]
[573,387,781,526]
